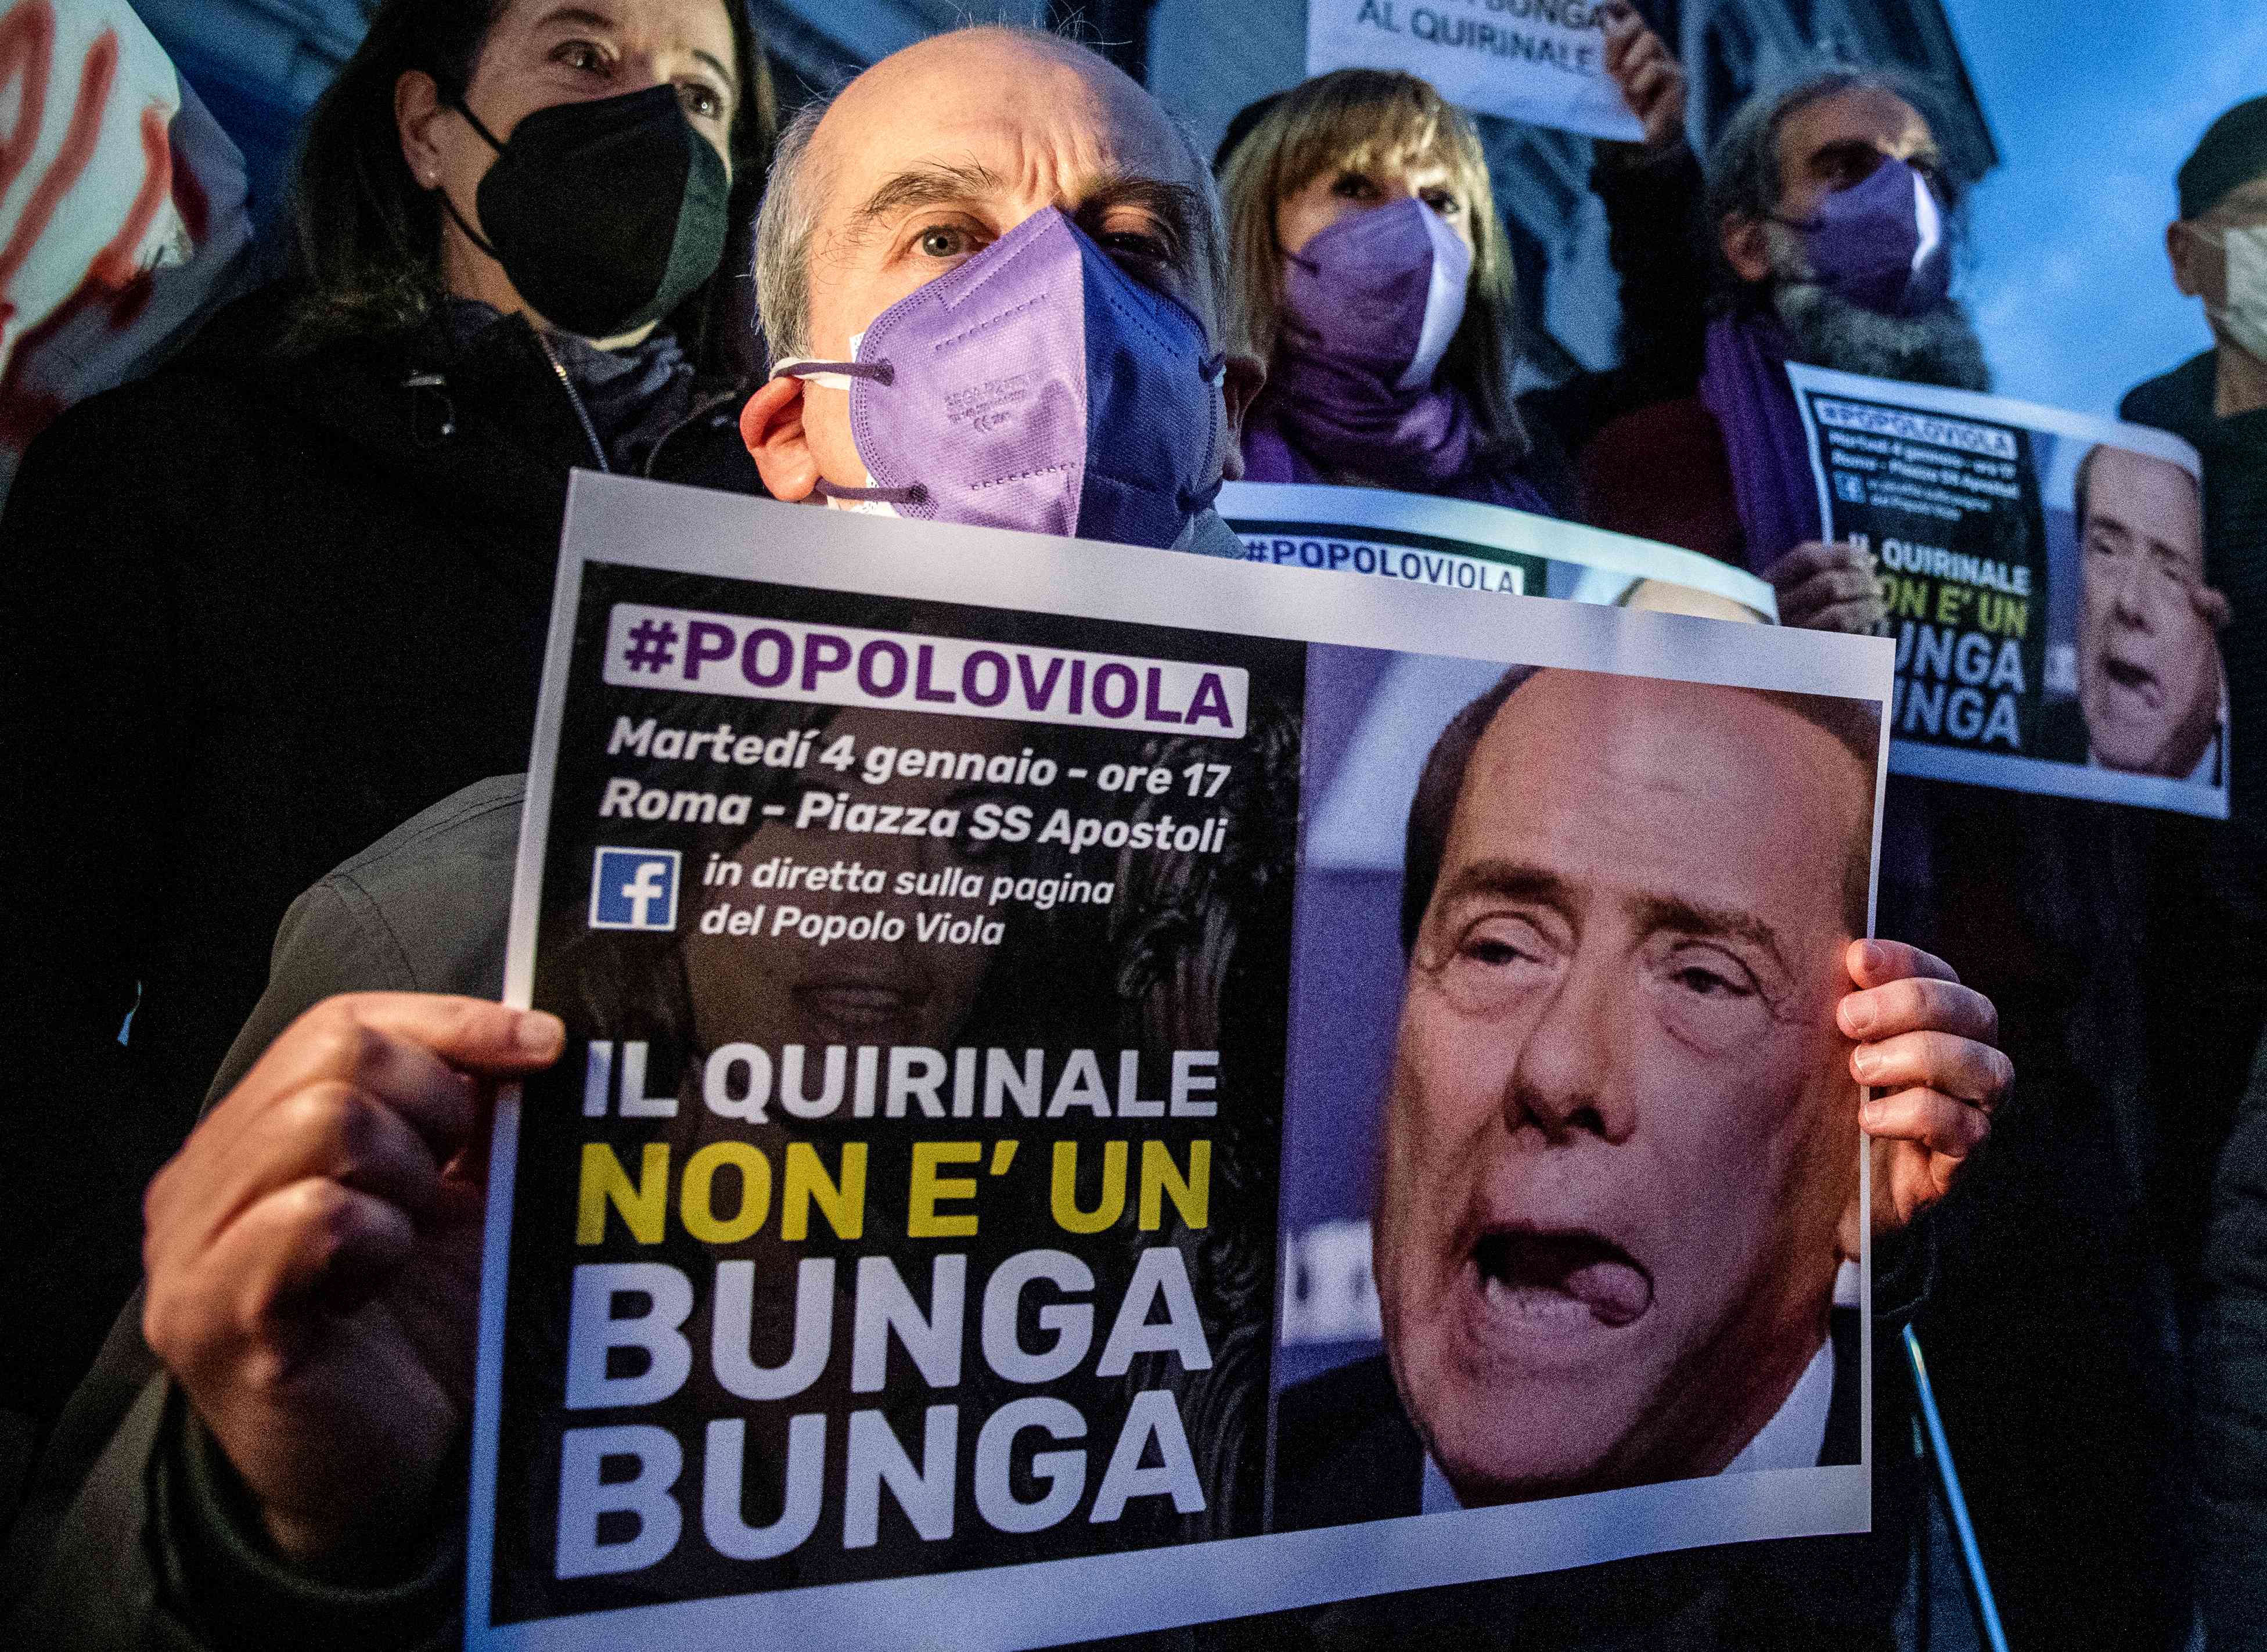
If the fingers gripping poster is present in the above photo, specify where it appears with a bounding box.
[1787,363,2226,818]
[469,473,1892,1650]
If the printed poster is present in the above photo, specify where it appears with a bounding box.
[466,472,1892,1650]
[1218,479,1777,621]
[1787,362,2225,818]
[1304,0,1645,142]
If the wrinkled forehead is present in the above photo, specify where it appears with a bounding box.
[815,38,1201,225]
[2089,451,2205,558]
[1455,674,1865,902]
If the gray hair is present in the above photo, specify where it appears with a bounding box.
[1705,64,1960,243]
[750,23,1229,366]
[754,93,835,362]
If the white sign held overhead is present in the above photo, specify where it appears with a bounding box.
[1305,0,1647,142]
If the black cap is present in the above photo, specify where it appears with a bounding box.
[1214,92,1284,175]
[2180,95,2267,219]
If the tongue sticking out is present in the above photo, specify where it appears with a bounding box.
[1476,1232,1653,1327]
[2103,657,2157,700]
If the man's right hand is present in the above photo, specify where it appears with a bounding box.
[1764,539,1889,634]
[141,994,563,1574]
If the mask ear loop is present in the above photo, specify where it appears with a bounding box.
[1178,352,1232,517]
[767,358,896,390]
[765,358,925,505]
[431,88,509,263]
[813,477,927,505]
[1276,242,1331,349]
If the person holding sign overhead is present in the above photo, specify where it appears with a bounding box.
[1216,6,1709,517]
[1583,67,1991,633]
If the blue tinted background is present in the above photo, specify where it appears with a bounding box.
[1941,0,2264,415]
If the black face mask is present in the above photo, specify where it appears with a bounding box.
[438,82,730,340]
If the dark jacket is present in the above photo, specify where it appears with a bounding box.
[2121,351,2267,827]
[1272,1310,1863,1532]
[1,779,523,1651]
[1516,143,1715,477]
[1,779,1927,1650]
[2124,351,2267,1652]
[2197,1030,2267,1651]
[0,288,764,1443]
[1575,393,1744,568]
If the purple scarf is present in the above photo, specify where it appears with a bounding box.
[1240,372,1553,517]
[1697,309,1824,573]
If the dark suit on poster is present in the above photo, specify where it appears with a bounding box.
[2036,695,2091,768]
[1064,1307,1908,1652]
[2035,694,2227,788]
[1269,1305,1863,1532]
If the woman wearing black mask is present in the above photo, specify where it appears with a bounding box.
[0,0,775,1451]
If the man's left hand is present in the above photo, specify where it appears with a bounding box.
[1765,540,1888,634]
[1599,4,1689,158]
[1837,939,2009,1237]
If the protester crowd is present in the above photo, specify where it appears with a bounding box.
[0,0,2258,1646]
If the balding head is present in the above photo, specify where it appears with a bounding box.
[744,24,1255,505]
[756,27,1226,359]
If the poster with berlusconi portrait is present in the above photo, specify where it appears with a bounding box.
[1216,478,1781,618]
[1787,363,2225,817]
[463,473,1892,1650]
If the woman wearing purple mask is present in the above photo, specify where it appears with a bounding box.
[1217,14,1708,520]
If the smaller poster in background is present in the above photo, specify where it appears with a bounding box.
[1786,363,2225,818]
[1218,480,1777,621]
[1304,0,1644,141]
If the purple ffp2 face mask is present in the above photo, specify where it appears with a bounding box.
[772,208,1231,550]
[1281,196,1472,391]
[1782,155,1951,318]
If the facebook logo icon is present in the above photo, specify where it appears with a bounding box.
[588,848,681,931]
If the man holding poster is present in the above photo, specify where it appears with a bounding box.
[1582,68,1992,631]
[3,28,2003,1652]
[1,478,1994,1651]
[0,495,2010,1650]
